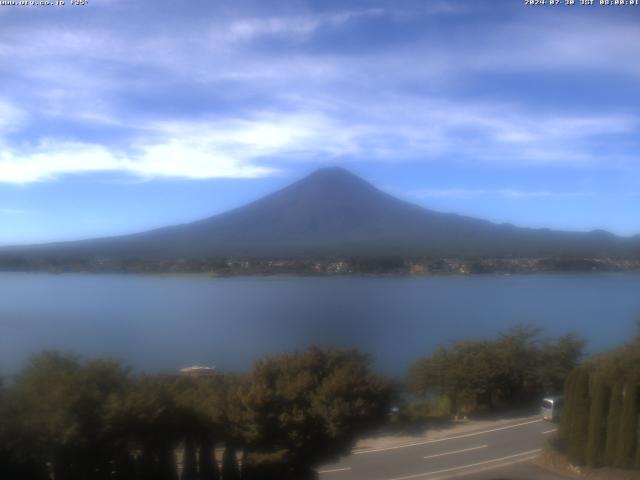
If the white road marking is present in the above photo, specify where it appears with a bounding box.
[542,428,557,434]
[354,418,542,455]
[318,467,352,474]
[387,449,542,480]
[426,452,541,480]
[423,444,488,459]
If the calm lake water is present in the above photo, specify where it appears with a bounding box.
[1,273,639,377]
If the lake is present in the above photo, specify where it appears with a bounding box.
[1,273,639,377]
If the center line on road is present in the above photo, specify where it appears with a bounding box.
[542,428,557,434]
[354,418,542,454]
[318,467,352,474]
[387,449,542,480]
[423,444,488,459]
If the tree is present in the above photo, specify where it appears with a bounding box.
[11,352,130,480]
[239,347,391,479]
[604,383,624,466]
[567,367,590,466]
[108,376,184,480]
[1,375,49,480]
[495,325,543,405]
[409,327,584,416]
[539,333,584,395]
[615,383,639,468]
[558,368,577,446]
[586,375,609,467]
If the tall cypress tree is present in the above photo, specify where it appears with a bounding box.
[559,368,578,446]
[635,430,640,470]
[615,383,639,469]
[605,383,624,466]
[586,376,609,467]
[568,368,590,466]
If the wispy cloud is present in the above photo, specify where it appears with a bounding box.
[0,100,26,132]
[0,2,638,183]
[225,8,386,42]
[0,100,637,183]
[0,207,30,215]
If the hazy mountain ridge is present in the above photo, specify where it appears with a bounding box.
[2,167,639,260]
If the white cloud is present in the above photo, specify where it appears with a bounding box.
[0,100,637,184]
[0,113,358,183]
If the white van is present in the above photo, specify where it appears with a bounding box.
[541,395,563,422]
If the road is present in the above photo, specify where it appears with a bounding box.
[318,417,568,480]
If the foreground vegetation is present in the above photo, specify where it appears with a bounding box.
[0,348,391,480]
[558,324,640,470]
[0,326,586,479]
[408,326,583,417]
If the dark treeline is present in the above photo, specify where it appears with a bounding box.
[407,326,584,417]
[0,348,391,480]
[558,323,640,470]
[1,255,639,276]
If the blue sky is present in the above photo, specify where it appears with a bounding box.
[0,0,639,244]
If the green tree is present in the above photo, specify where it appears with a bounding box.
[108,375,184,480]
[586,375,609,467]
[12,352,130,480]
[239,347,391,479]
[567,367,590,465]
[495,325,543,405]
[558,368,577,446]
[615,383,639,468]
[410,327,584,417]
[605,383,624,466]
[539,333,584,395]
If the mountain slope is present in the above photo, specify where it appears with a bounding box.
[3,167,639,259]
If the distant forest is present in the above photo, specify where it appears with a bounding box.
[0,254,639,275]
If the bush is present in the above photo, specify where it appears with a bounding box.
[241,450,291,480]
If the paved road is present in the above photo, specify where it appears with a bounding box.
[318,417,568,480]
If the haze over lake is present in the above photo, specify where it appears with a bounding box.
[1,272,639,377]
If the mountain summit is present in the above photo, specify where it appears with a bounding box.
[4,167,639,259]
